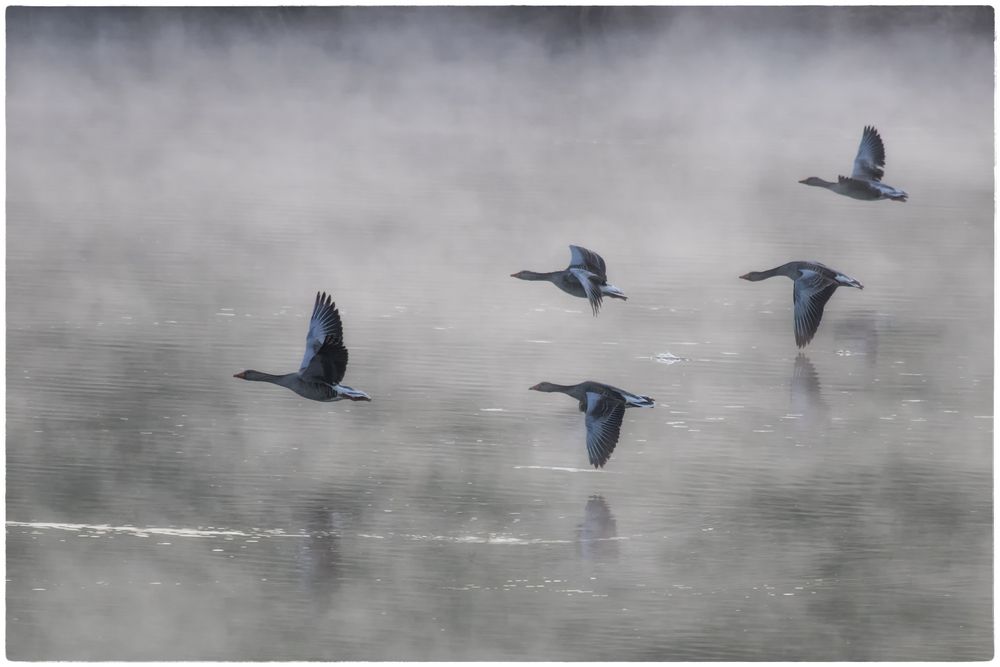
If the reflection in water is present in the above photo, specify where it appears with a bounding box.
[295,503,347,606]
[789,354,829,427]
[576,495,618,562]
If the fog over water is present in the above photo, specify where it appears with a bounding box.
[6,7,993,660]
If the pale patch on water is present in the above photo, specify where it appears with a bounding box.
[405,534,574,545]
[654,352,686,364]
[6,521,304,540]
[512,465,617,474]
[356,531,596,546]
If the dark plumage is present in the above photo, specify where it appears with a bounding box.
[234,292,371,402]
[799,126,908,202]
[740,261,864,348]
[511,245,627,316]
[529,381,654,468]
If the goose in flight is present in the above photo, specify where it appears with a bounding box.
[739,261,864,348]
[799,126,908,201]
[234,292,372,402]
[512,245,627,316]
[529,380,654,468]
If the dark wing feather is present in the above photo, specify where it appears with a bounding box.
[792,353,820,392]
[568,245,608,280]
[584,392,626,468]
[569,267,604,316]
[792,274,838,348]
[299,292,349,384]
[850,125,886,182]
[307,339,350,385]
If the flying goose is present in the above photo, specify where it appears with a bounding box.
[799,126,908,201]
[739,261,864,348]
[529,380,653,468]
[234,292,371,402]
[512,245,627,316]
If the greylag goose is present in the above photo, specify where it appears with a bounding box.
[512,245,627,316]
[234,292,371,402]
[739,261,864,348]
[799,126,908,201]
[529,381,654,468]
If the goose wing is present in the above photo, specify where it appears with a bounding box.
[792,272,838,348]
[299,292,349,384]
[569,267,604,316]
[791,353,821,397]
[850,125,886,182]
[584,392,626,468]
[569,245,608,280]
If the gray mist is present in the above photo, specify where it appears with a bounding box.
[6,7,993,660]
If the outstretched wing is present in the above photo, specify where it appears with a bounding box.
[850,125,886,182]
[299,292,349,384]
[569,267,604,316]
[568,245,608,280]
[792,272,838,348]
[584,392,626,468]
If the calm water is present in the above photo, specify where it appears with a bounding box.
[6,7,993,660]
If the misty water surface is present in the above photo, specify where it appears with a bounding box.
[6,7,993,660]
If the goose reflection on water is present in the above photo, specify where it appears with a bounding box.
[295,504,349,605]
[576,495,619,562]
[790,354,831,428]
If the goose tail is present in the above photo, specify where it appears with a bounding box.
[601,283,628,301]
[335,384,373,401]
[834,273,864,290]
[625,394,655,408]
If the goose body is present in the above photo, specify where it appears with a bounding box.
[739,261,863,348]
[512,245,627,316]
[530,380,654,468]
[799,126,908,202]
[234,292,371,402]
